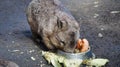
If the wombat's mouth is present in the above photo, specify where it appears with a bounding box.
[55,35,77,52]
[55,35,65,48]
[54,32,81,52]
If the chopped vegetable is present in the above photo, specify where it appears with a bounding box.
[76,39,82,49]
[63,59,82,67]
[80,39,89,52]
[75,38,89,52]
[83,58,109,67]
[42,51,62,67]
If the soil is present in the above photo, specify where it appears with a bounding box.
[0,0,120,67]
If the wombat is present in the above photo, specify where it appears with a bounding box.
[26,0,80,52]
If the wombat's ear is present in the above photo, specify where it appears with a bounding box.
[57,18,68,30]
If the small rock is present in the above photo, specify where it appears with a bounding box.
[31,57,36,61]
[20,52,24,54]
[79,18,82,20]
[29,50,35,53]
[94,5,99,7]
[12,41,15,43]
[94,1,99,4]
[100,28,104,30]
[110,11,120,14]
[94,13,99,18]
[36,55,39,57]
[8,32,12,35]
[40,65,43,67]
[40,61,43,63]
[98,33,103,38]
[42,64,45,66]
[40,64,45,67]
[8,49,10,52]
[13,50,20,52]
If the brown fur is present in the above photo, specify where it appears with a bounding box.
[26,0,80,52]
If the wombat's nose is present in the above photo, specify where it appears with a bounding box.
[70,31,79,41]
[64,40,76,52]
[70,32,75,36]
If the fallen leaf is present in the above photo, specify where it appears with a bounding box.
[84,58,109,67]
[110,11,120,14]
[31,57,36,61]
[63,59,82,67]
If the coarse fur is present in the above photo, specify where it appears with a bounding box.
[26,0,80,52]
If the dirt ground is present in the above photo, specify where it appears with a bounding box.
[0,0,120,67]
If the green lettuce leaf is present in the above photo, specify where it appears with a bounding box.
[83,58,109,67]
[42,51,109,67]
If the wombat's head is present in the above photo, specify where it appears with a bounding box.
[52,16,80,52]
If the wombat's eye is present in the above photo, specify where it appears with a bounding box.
[57,19,68,30]
[57,19,63,29]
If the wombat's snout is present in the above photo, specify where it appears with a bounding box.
[64,31,80,52]
[56,28,80,52]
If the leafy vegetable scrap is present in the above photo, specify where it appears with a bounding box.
[42,51,109,67]
[42,51,82,67]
